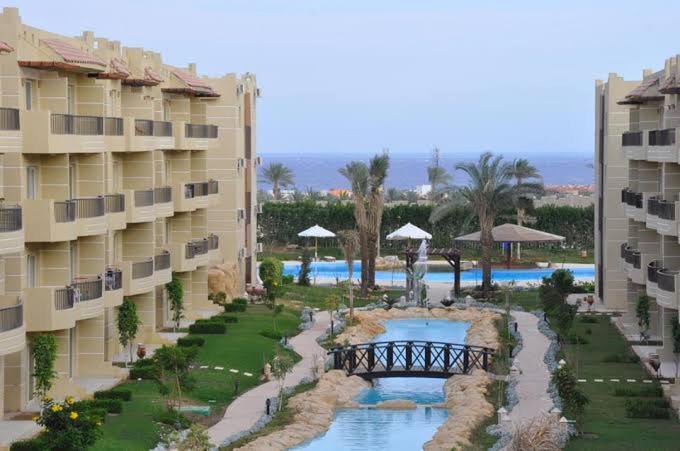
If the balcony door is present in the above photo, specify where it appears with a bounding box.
[26,166,37,200]
[69,241,77,282]
[68,164,76,200]
[26,254,36,288]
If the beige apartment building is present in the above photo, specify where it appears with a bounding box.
[0,6,259,424]
[596,57,680,376]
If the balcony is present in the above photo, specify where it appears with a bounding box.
[24,286,76,331]
[208,179,220,206]
[620,243,655,285]
[647,128,680,163]
[174,122,218,151]
[656,268,680,310]
[126,119,174,152]
[0,205,23,255]
[104,267,123,307]
[105,193,126,230]
[621,188,645,222]
[122,258,155,296]
[191,238,209,267]
[154,186,173,218]
[21,111,124,154]
[0,296,25,357]
[622,130,645,160]
[74,196,107,237]
[0,107,21,153]
[23,199,77,242]
[208,233,220,264]
[647,260,662,298]
[72,275,105,320]
[646,196,678,235]
[173,182,209,212]
[154,250,172,285]
[170,242,197,273]
[125,188,155,223]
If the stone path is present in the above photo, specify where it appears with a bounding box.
[207,310,331,446]
[505,311,553,427]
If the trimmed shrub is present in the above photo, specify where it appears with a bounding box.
[218,315,238,323]
[177,336,206,347]
[189,321,226,334]
[94,389,132,402]
[153,408,191,429]
[232,298,248,306]
[282,274,294,285]
[74,398,123,414]
[10,437,49,451]
[129,358,158,380]
[224,303,246,313]
[624,399,670,418]
[579,316,599,324]
[86,407,108,423]
[602,353,640,364]
[259,329,283,340]
[613,385,663,397]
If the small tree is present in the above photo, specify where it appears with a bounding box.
[672,320,680,378]
[337,230,359,320]
[32,334,58,401]
[154,345,198,412]
[166,274,184,332]
[551,364,589,418]
[117,298,141,365]
[259,257,283,330]
[179,424,213,451]
[324,293,340,335]
[539,269,575,302]
[636,295,651,342]
[298,249,312,286]
[270,353,295,408]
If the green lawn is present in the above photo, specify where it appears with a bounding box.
[279,283,403,310]
[92,305,301,451]
[563,316,680,450]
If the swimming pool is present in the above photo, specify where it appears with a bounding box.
[283,261,594,285]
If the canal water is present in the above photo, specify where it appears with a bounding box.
[292,319,469,450]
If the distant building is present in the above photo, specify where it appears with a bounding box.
[534,194,593,208]
[414,184,432,198]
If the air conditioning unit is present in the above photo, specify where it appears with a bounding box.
[236,84,244,95]
[237,158,245,171]
[237,208,245,221]
[256,243,263,253]
[238,248,246,259]
[255,156,263,166]
[256,88,262,98]
[256,203,263,214]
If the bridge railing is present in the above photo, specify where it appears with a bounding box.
[328,340,494,377]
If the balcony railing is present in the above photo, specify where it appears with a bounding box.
[105,194,125,213]
[51,114,104,135]
[658,199,676,221]
[647,197,661,216]
[104,117,124,136]
[621,188,643,208]
[0,107,20,131]
[194,182,208,197]
[208,234,219,250]
[134,189,154,207]
[134,119,173,137]
[185,123,218,139]
[74,196,105,219]
[54,200,76,223]
[648,261,662,284]
[72,276,103,302]
[0,299,22,332]
[131,258,154,279]
[649,128,676,146]
[208,180,219,195]
[154,186,172,204]
[622,131,643,147]
[191,238,209,256]
[626,249,641,269]
[104,267,122,291]
[657,268,678,292]
[54,287,75,310]
[0,205,22,232]
[155,251,171,271]
[185,242,196,259]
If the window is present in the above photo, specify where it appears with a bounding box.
[26,166,37,200]
[24,80,33,111]
[26,254,36,288]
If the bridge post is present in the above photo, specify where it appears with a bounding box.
[333,348,341,370]
[406,341,413,370]
[482,347,489,370]
[368,344,375,371]
[424,342,431,370]
[443,345,450,371]
[387,342,394,370]
[463,345,470,373]
[350,345,357,372]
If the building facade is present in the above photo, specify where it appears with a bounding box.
[0,6,259,422]
[597,57,680,375]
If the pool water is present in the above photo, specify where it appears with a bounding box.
[292,319,468,450]
[283,261,594,284]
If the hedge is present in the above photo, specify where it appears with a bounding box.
[177,336,206,347]
[224,304,247,313]
[232,298,248,306]
[73,398,123,414]
[259,329,283,340]
[624,398,670,419]
[129,358,158,380]
[614,386,663,397]
[216,315,238,323]
[94,389,132,402]
[189,321,226,334]
[10,437,49,451]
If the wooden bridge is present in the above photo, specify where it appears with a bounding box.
[328,340,495,379]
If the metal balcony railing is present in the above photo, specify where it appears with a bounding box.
[74,196,105,219]
[105,193,125,214]
[648,261,662,284]
[191,238,209,255]
[51,114,104,135]
[104,117,124,136]
[72,276,103,302]
[154,186,172,204]
[208,234,219,250]
[625,250,641,269]
[131,258,154,279]
[134,189,154,207]
[0,299,22,332]
[647,197,661,216]
[185,242,196,259]
[194,182,208,197]
[621,188,643,208]
[0,107,20,131]
[54,287,75,310]
[134,119,172,137]
[155,251,171,271]
[104,267,122,291]
[657,269,678,292]
[185,123,218,139]
[208,180,219,195]
[622,131,643,147]
[648,128,676,146]
[54,200,76,223]
[658,199,676,221]
[0,205,22,232]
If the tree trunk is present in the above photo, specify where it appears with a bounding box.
[358,230,369,296]
[273,182,280,200]
[367,236,377,288]
[516,208,524,260]
[480,217,493,297]
[349,267,354,320]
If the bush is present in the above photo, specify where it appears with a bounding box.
[572,281,595,293]
[602,353,639,364]
[584,328,592,335]
[10,437,49,451]
[93,389,132,402]
[129,358,158,380]
[551,365,589,417]
[259,329,283,340]
[624,399,670,418]
[177,336,206,347]
[86,407,108,423]
[567,334,589,345]
[232,297,248,306]
[189,321,226,334]
[579,316,599,324]
[282,274,294,285]
[73,398,123,414]
[613,385,663,397]
[153,408,191,429]
[224,303,247,313]
[33,398,102,451]
[219,315,238,323]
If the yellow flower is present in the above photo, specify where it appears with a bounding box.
[69,411,78,420]
[42,396,52,403]
[65,396,74,405]
[32,415,39,421]
[96,421,102,426]
[51,404,63,412]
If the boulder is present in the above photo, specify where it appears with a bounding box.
[208,263,241,298]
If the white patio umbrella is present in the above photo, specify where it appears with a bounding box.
[298,224,336,260]
[386,223,432,241]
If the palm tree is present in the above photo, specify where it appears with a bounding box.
[427,148,451,201]
[386,187,403,203]
[337,230,359,319]
[366,153,390,288]
[339,162,370,295]
[431,152,531,296]
[261,162,294,200]
[509,159,543,259]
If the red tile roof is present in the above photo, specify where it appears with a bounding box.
[41,38,105,66]
[0,41,14,53]
[144,66,163,83]
[170,68,218,96]
[109,58,131,78]
[619,71,664,105]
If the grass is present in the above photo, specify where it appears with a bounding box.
[92,305,301,451]
[279,283,403,310]
[463,379,508,451]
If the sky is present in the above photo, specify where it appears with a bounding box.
[10,1,680,156]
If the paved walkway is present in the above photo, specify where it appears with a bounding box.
[506,311,553,427]
[207,310,331,446]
